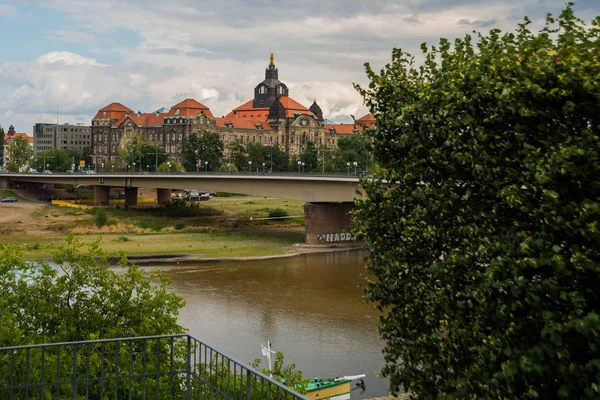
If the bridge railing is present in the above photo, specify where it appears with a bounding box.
[0,170,367,178]
[0,334,308,400]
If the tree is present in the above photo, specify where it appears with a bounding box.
[6,135,33,168]
[228,139,248,171]
[181,132,223,172]
[32,149,72,171]
[299,141,317,172]
[0,234,185,346]
[247,142,265,170]
[355,5,600,399]
[266,145,289,172]
[158,159,184,172]
[118,132,144,170]
[139,142,168,172]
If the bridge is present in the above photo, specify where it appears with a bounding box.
[0,172,363,244]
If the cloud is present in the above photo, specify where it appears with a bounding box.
[0,3,16,17]
[2,0,599,132]
[458,18,497,28]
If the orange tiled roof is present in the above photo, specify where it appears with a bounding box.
[356,113,375,127]
[324,123,362,135]
[93,102,134,120]
[226,96,312,120]
[113,112,165,128]
[215,117,273,130]
[4,132,33,143]
[166,98,214,118]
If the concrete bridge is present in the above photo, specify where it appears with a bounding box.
[0,172,362,244]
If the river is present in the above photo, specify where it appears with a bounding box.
[147,251,390,399]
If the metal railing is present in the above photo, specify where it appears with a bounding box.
[0,334,308,400]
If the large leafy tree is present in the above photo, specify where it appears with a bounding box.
[0,234,185,346]
[299,141,318,172]
[227,139,249,171]
[355,5,600,399]
[6,135,33,168]
[266,145,289,172]
[32,148,72,171]
[139,142,168,172]
[181,132,223,172]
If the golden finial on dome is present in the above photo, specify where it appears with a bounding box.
[269,52,274,67]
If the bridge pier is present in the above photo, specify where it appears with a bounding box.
[125,187,138,206]
[157,189,172,205]
[93,186,110,206]
[304,202,357,245]
[0,177,8,189]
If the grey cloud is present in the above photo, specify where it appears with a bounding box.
[458,18,496,28]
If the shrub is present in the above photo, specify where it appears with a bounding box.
[94,209,108,228]
[355,5,600,399]
[174,222,186,230]
[267,208,289,218]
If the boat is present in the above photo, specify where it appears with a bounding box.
[260,341,366,399]
[305,374,366,400]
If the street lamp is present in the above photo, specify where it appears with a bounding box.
[146,165,149,172]
[101,163,104,172]
[298,160,301,174]
[167,161,171,172]
[248,160,252,172]
[133,162,136,173]
[353,161,358,175]
[127,164,130,172]
[346,162,350,175]
[195,150,199,172]
[301,162,305,173]
[205,160,208,173]
[262,162,265,172]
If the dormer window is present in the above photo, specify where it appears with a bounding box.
[256,123,263,130]
[225,122,233,128]
[175,109,180,115]
[259,85,267,94]
[102,111,107,117]
[329,128,337,134]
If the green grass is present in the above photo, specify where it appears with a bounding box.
[0,190,28,201]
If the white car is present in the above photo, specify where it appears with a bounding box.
[42,170,53,174]
[86,170,96,175]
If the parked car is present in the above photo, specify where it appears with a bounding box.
[66,170,74,174]
[176,169,186,175]
[1,197,17,203]
[86,170,96,175]
[42,170,53,174]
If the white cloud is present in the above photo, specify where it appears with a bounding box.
[2,0,598,132]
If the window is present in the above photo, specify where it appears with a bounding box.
[175,109,180,115]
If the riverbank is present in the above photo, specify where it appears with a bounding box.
[0,193,362,260]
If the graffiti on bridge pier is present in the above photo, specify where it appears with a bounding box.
[315,232,357,243]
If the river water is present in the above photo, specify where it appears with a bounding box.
[148,251,389,399]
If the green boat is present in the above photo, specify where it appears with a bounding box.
[304,375,366,400]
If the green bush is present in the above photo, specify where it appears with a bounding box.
[267,208,289,218]
[174,222,186,230]
[356,5,600,399]
[94,209,108,228]
[106,218,118,226]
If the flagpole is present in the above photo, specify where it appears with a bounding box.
[267,340,272,375]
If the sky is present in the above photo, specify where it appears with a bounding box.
[0,0,599,134]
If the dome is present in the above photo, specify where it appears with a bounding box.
[309,100,324,121]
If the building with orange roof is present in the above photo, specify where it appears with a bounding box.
[3,125,34,166]
[90,54,374,167]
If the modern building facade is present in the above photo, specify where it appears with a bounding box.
[91,55,371,166]
[33,123,91,155]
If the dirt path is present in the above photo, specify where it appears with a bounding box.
[0,203,44,224]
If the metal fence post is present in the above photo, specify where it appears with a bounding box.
[186,336,192,400]
[246,369,252,400]
[72,344,77,400]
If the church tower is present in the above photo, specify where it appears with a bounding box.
[253,53,289,108]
